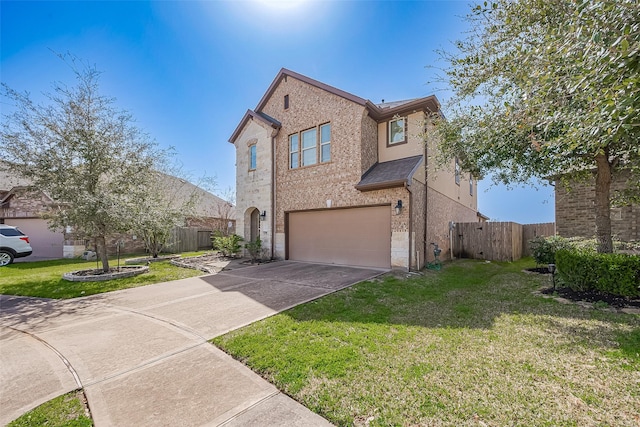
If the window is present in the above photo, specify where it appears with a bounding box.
[289,123,331,168]
[455,157,461,185]
[469,174,474,195]
[284,94,289,110]
[249,144,257,170]
[301,128,317,166]
[320,123,331,162]
[289,134,299,169]
[388,117,406,145]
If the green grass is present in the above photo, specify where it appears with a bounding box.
[213,259,640,427]
[0,255,204,299]
[8,390,92,427]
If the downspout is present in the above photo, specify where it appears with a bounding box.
[405,181,413,272]
[270,127,279,259]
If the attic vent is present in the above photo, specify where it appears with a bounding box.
[284,94,289,110]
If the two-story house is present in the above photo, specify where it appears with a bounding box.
[229,69,478,270]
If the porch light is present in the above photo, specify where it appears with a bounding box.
[394,200,403,215]
[259,210,267,221]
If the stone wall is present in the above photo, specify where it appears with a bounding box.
[233,119,274,257]
[555,172,639,241]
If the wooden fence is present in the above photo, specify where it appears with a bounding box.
[454,222,555,262]
[165,227,213,253]
[521,222,556,257]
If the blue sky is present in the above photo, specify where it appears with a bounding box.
[1,0,554,223]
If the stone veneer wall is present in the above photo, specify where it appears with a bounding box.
[233,120,274,257]
[426,187,478,262]
[555,172,639,241]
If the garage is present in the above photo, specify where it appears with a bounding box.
[288,206,391,269]
[5,218,64,261]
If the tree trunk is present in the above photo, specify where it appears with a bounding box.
[96,235,110,272]
[594,153,613,253]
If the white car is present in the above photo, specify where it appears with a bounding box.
[0,224,33,266]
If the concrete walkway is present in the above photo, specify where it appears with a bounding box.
[0,261,384,426]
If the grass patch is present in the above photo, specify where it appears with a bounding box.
[213,259,640,426]
[0,255,203,299]
[8,390,92,427]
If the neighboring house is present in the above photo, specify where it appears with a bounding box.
[555,170,639,242]
[229,68,479,270]
[0,171,64,260]
[0,169,235,259]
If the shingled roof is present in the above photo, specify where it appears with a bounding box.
[355,155,424,192]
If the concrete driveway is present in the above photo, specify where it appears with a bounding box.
[0,261,384,426]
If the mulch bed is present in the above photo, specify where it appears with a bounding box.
[527,267,640,309]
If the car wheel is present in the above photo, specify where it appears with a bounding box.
[0,250,14,266]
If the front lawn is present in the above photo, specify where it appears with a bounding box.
[8,390,91,427]
[0,255,204,299]
[213,259,640,426]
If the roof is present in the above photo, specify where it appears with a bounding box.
[229,109,282,144]
[229,68,442,143]
[0,164,234,220]
[355,155,424,192]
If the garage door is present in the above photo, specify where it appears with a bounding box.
[5,218,64,260]
[288,206,391,269]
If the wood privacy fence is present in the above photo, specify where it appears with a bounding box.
[453,222,555,262]
[165,227,213,253]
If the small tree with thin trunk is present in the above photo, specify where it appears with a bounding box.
[430,0,639,252]
[1,55,171,271]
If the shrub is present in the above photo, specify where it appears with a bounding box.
[211,232,243,257]
[529,236,574,265]
[555,249,640,298]
[245,238,262,263]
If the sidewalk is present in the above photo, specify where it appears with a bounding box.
[1,261,382,426]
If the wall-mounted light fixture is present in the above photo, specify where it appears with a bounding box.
[259,210,267,221]
[394,200,403,215]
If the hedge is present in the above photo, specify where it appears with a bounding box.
[555,249,640,298]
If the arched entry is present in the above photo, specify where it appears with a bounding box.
[244,207,260,243]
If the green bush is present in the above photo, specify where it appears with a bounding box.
[529,236,574,265]
[245,238,262,263]
[555,249,640,297]
[211,232,243,257]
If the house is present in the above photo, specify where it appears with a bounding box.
[229,68,478,270]
[555,170,639,242]
[0,168,236,260]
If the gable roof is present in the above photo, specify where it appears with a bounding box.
[228,109,282,144]
[229,69,442,143]
[355,155,424,192]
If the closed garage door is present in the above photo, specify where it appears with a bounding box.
[5,219,64,260]
[288,206,391,269]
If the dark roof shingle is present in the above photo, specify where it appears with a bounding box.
[356,155,424,192]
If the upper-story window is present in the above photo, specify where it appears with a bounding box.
[301,128,317,166]
[320,123,331,162]
[249,144,257,170]
[289,123,331,169]
[289,134,299,168]
[388,117,406,145]
[455,157,461,185]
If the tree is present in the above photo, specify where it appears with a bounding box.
[430,0,640,252]
[129,171,199,258]
[0,55,171,271]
